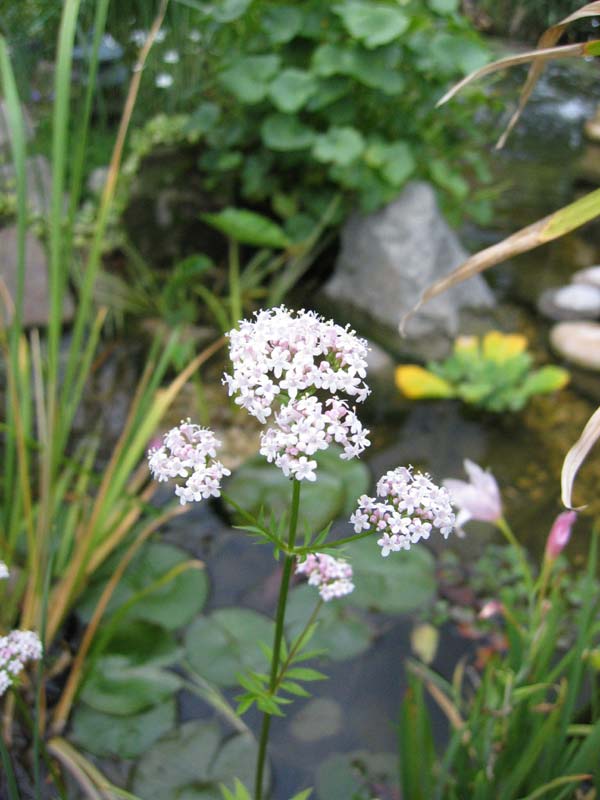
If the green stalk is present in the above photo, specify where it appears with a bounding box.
[0,731,20,800]
[254,479,301,800]
[496,516,534,595]
[229,239,242,328]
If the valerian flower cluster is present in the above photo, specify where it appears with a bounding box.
[295,553,354,601]
[148,420,231,505]
[351,467,455,557]
[223,306,371,482]
[0,565,43,697]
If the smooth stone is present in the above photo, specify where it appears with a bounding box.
[0,226,74,326]
[584,109,600,143]
[550,321,600,371]
[573,265,600,289]
[538,284,600,321]
[322,181,495,342]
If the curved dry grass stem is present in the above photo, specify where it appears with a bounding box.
[561,405,600,510]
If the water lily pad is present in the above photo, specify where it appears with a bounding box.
[71,699,175,759]
[80,656,182,715]
[290,698,343,742]
[316,750,397,800]
[286,585,372,661]
[224,446,369,536]
[132,721,265,800]
[185,608,274,688]
[346,538,437,614]
[78,542,208,631]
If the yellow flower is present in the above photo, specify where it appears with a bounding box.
[394,365,454,399]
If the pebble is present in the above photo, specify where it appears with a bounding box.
[550,321,600,371]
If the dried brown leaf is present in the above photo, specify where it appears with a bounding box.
[561,405,600,509]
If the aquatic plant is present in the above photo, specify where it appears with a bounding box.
[395,331,570,412]
[399,467,600,800]
[148,306,455,799]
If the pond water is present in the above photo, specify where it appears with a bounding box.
[73,55,600,799]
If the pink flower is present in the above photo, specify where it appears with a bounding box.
[545,510,577,560]
[443,460,502,532]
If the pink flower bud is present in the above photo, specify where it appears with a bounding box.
[545,511,577,560]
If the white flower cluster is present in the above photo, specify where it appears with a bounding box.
[350,467,455,557]
[295,553,354,601]
[224,307,371,480]
[0,561,8,580]
[0,629,43,696]
[148,420,231,505]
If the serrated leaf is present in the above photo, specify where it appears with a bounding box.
[202,207,290,248]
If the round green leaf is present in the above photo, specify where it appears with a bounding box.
[71,699,175,759]
[367,140,416,187]
[261,113,316,151]
[286,585,373,661]
[333,1,409,48]
[313,127,365,167]
[133,721,264,800]
[219,55,281,104]
[208,0,253,22]
[185,608,274,687]
[183,102,220,135]
[202,207,290,248]
[429,0,459,12]
[268,69,317,113]
[261,6,303,43]
[97,620,180,667]
[346,538,437,614]
[77,543,208,630]
[80,656,182,715]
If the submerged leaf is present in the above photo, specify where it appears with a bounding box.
[395,365,455,399]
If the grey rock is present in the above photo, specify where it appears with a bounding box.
[0,226,74,326]
[538,284,600,321]
[323,182,495,345]
[550,321,600,371]
[573,265,600,288]
[0,155,52,217]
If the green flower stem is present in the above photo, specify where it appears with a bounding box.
[254,478,301,800]
[496,516,534,596]
[273,600,322,695]
[293,528,374,556]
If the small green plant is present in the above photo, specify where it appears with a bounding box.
[395,331,570,412]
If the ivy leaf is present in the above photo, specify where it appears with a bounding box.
[219,55,281,104]
[333,1,409,48]
[269,69,317,113]
[261,113,316,151]
[261,6,303,44]
[202,207,290,248]
[313,127,365,167]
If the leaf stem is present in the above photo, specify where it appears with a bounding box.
[254,479,301,800]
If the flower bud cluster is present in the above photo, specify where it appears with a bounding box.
[0,629,43,696]
[0,561,8,580]
[224,306,371,480]
[148,419,231,505]
[350,466,455,557]
[295,553,354,601]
